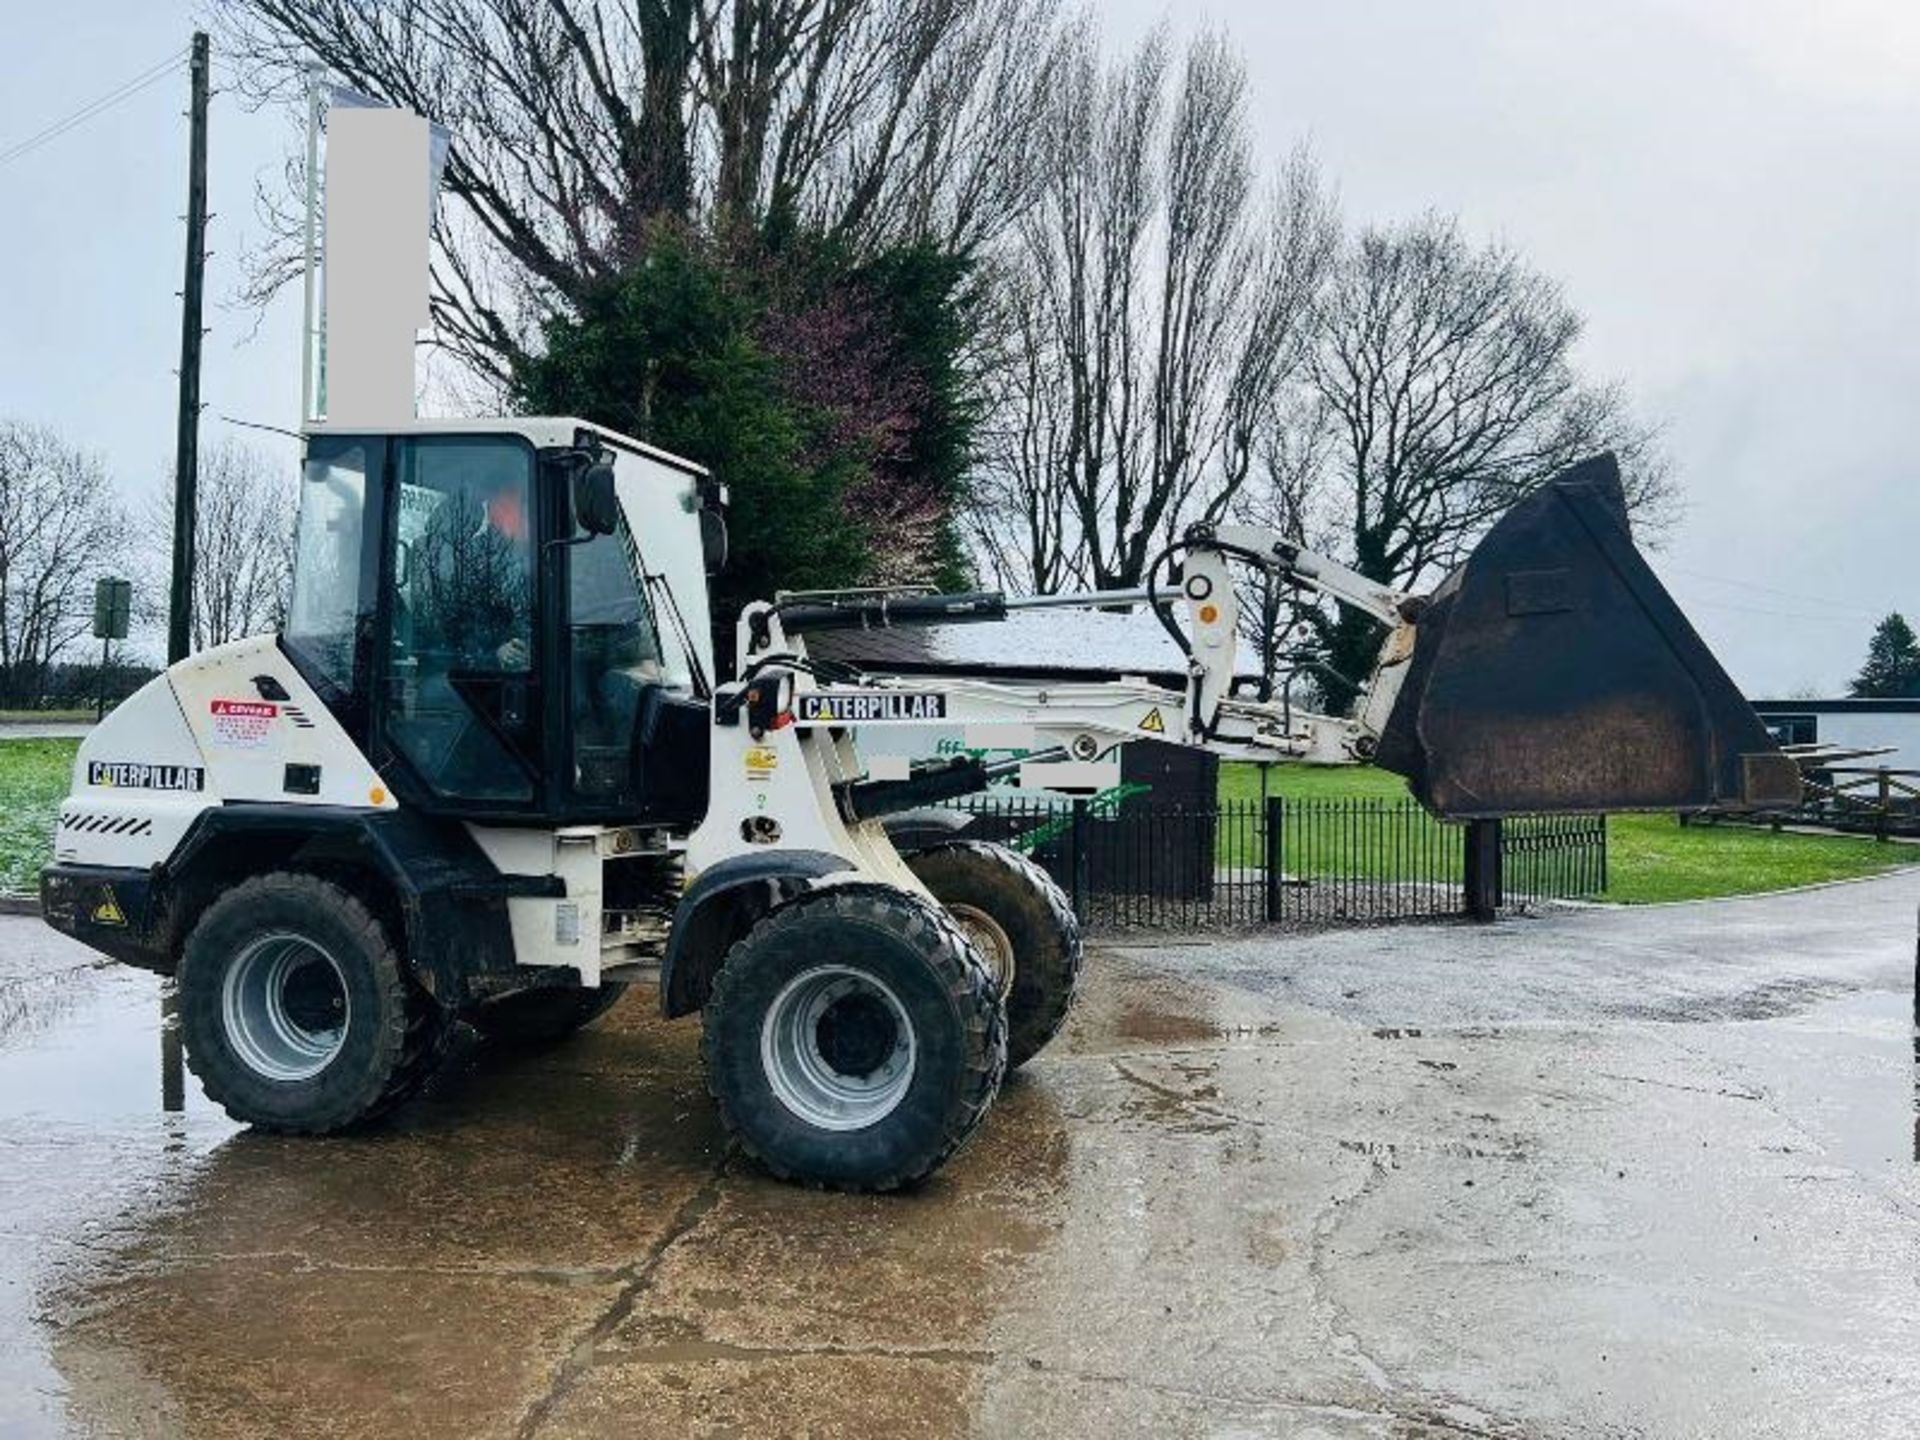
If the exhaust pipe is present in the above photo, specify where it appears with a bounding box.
[1373,454,1801,819]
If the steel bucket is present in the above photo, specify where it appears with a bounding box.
[1373,454,1801,818]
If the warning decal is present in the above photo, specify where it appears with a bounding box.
[1138,707,1166,734]
[795,691,948,724]
[745,745,780,782]
[91,889,127,927]
[210,698,279,749]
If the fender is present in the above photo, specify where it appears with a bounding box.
[48,802,551,1005]
[879,806,975,856]
[659,850,854,1018]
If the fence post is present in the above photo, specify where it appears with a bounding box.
[1070,798,1089,922]
[1264,795,1284,922]
[1878,768,1891,842]
[1463,818,1502,921]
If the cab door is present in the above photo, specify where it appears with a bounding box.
[379,435,543,809]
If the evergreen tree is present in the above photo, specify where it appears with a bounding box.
[513,228,976,640]
[1848,613,1920,697]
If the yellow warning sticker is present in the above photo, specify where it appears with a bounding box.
[745,745,780,782]
[91,889,127,927]
[1138,707,1166,734]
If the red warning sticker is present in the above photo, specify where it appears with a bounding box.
[210,699,279,749]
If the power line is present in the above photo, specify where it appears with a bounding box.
[1661,562,1887,619]
[0,48,188,172]
[1683,596,1873,625]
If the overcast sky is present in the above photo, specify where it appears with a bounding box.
[2,1,1916,694]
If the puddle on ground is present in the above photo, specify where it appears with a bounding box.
[0,954,234,1436]
[0,968,213,1126]
[0,924,1086,1438]
[1681,983,1920,1183]
[1112,999,1221,1046]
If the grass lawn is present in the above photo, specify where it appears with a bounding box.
[1221,762,1920,903]
[1213,762,1462,883]
[0,738,78,895]
[1597,814,1918,904]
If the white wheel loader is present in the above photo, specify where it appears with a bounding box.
[41,417,1797,1189]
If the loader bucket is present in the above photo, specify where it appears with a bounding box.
[1373,453,1801,819]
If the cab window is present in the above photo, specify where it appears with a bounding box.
[570,521,666,797]
[285,437,374,696]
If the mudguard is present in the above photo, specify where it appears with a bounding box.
[879,807,976,855]
[659,850,854,1017]
[1375,454,1801,818]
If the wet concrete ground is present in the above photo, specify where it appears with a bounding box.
[4,875,1920,1438]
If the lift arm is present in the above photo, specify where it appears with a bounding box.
[733,520,1416,773]
[694,455,1798,874]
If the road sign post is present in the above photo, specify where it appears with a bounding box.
[93,576,132,720]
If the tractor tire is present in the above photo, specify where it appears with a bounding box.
[465,982,630,1045]
[702,885,1006,1191]
[906,840,1082,1070]
[177,872,452,1133]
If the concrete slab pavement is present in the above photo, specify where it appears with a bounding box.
[2,873,1918,1437]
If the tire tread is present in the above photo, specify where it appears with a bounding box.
[908,839,1082,1068]
[178,872,448,1133]
[702,884,1005,1191]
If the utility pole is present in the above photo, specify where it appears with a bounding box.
[167,31,210,666]
[300,59,322,423]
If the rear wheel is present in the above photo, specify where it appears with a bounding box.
[906,841,1082,1069]
[177,873,450,1133]
[465,983,629,1045]
[702,886,1006,1191]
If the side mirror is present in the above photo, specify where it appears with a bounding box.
[700,509,729,574]
[572,459,619,537]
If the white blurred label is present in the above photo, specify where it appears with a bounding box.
[324,107,431,424]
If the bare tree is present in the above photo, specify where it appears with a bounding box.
[0,423,129,707]
[965,258,1075,590]
[1300,214,1672,707]
[1312,214,1672,594]
[1227,397,1335,697]
[972,27,1335,592]
[218,0,1060,385]
[142,442,300,651]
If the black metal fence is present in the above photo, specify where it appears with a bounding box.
[955,795,1606,932]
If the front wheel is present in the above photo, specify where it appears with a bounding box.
[906,841,1082,1069]
[177,873,451,1133]
[702,886,1006,1191]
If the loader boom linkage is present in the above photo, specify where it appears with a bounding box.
[692,451,1796,875]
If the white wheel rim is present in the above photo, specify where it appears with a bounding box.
[760,965,917,1131]
[221,932,350,1081]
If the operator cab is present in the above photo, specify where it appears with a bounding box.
[284,419,723,826]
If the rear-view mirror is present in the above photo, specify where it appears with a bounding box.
[701,508,729,574]
[573,459,619,536]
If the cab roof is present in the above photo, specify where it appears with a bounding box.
[302,415,709,479]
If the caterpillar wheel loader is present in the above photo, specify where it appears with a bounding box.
[40,418,1797,1190]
